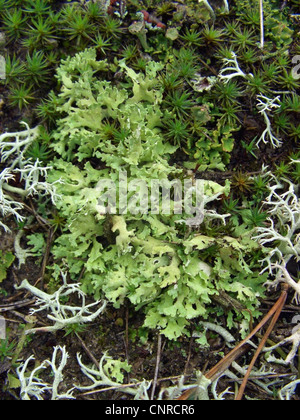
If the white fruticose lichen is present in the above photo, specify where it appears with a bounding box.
[17,356,49,400]
[76,352,150,398]
[0,122,40,169]
[0,123,62,232]
[279,379,300,400]
[177,179,231,227]
[14,229,35,267]
[252,168,299,303]
[229,361,282,396]
[255,95,282,148]
[264,323,300,365]
[0,168,25,232]
[2,159,62,204]
[198,0,216,17]
[17,272,107,333]
[193,321,235,346]
[76,352,234,400]
[76,353,127,390]
[159,370,233,400]
[272,263,300,303]
[15,159,61,204]
[218,52,250,83]
[253,174,299,275]
[198,0,229,19]
[250,170,300,370]
[17,346,74,400]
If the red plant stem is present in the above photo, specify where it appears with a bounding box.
[140,9,166,29]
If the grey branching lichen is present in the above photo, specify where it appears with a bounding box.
[279,379,300,400]
[255,95,282,148]
[75,352,142,397]
[253,173,299,274]
[198,0,229,19]
[17,272,107,334]
[0,122,40,169]
[17,346,74,401]
[264,322,300,365]
[76,353,230,400]
[253,170,300,308]
[0,123,61,232]
[0,168,25,232]
[218,52,250,83]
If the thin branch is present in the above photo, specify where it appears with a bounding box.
[177,285,289,399]
[151,334,163,400]
[38,227,55,291]
[236,284,288,400]
[75,332,100,368]
[259,0,265,49]
[0,298,36,313]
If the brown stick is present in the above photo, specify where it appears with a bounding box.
[39,227,55,291]
[235,285,288,400]
[0,298,36,312]
[151,334,163,400]
[177,285,289,400]
[76,332,100,368]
